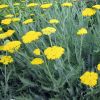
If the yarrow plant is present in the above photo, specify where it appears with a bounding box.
[0,0,100,99]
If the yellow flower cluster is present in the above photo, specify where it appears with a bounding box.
[26,3,38,7]
[61,3,73,7]
[33,48,41,55]
[49,19,59,24]
[92,5,100,10]
[22,31,42,43]
[0,4,9,9]
[0,30,15,40]
[31,58,44,65]
[42,27,56,35]
[40,3,52,9]
[44,46,65,60]
[97,64,100,71]
[77,28,87,35]
[1,18,20,25]
[23,19,33,24]
[82,8,96,17]
[0,56,13,65]
[80,71,98,87]
[0,41,21,53]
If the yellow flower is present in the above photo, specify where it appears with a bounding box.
[0,27,2,31]
[31,58,44,65]
[12,18,20,22]
[82,8,96,17]
[77,28,87,35]
[22,31,42,43]
[13,3,20,6]
[61,2,73,7]
[1,18,12,25]
[0,34,7,40]
[5,14,14,18]
[92,5,100,10]
[0,55,13,65]
[80,71,98,87]
[42,27,56,35]
[5,30,15,37]
[26,3,38,7]
[0,30,15,40]
[1,41,21,53]
[49,19,59,24]
[33,48,41,55]
[44,46,65,60]
[40,3,52,9]
[23,19,33,24]
[30,14,35,16]
[0,4,9,9]
[97,64,100,71]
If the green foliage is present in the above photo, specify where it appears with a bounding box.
[0,0,100,100]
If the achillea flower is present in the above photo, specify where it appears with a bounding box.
[1,41,21,53]
[1,18,12,25]
[61,2,73,7]
[97,64,100,71]
[5,30,15,37]
[40,3,52,9]
[5,14,14,18]
[22,31,42,43]
[13,3,20,6]
[42,27,56,35]
[30,14,35,16]
[0,55,13,65]
[0,34,7,39]
[23,18,33,24]
[0,30,15,40]
[0,27,2,31]
[44,46,65,60]
[49,19,59,24]
[0,4,9,9]
[31,58,44,65]
[82,8,96,16]
[26,3,38,7]
[92,5,100,10]
[12,18,20,22]
[33,48,41,55]
[80,71,98,87]
[77,28,87,35]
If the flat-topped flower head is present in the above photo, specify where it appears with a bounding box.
[5,14,14,18]
[22,31,42,43]
[26,3,38,7]
[1,41,21,53]
[1,18,12,25]
[5,29,15,37]
[12,18,20,22]
[23,18,33,24]
[31,58,44,65]
[92,5,100,10]
[40,3,52,9]
[49,19,59,24]
[0,4,9,9]
[42,27,56,35]
[0,55,13,65]
[82,8,96,16]
[97,64,100,71]
[0,30,15,40]
[44,46,65,60]
[61,2,73,7]
[33,48,41,55]
[77,28,87,35]
[80,71,98,87]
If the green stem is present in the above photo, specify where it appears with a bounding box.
[80,36,84,59]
